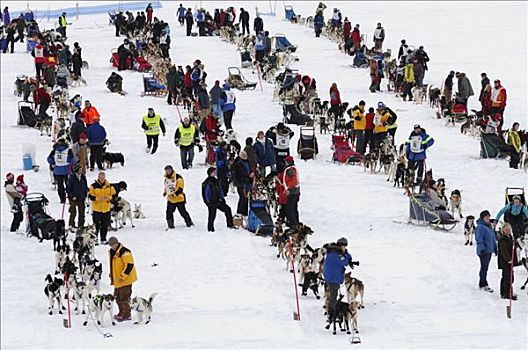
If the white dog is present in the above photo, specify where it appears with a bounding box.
[130,293,158,325]
[133,204,146,219]
[83,294,116,327]
[112,197,135,230]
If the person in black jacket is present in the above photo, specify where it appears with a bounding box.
[117,39,130,71]
[185,9,194,36]
[201,167,234,232]
[232,151,253,216]
[443,70,455,103]
[497,223,517,300]
[166,66,178,105]
[239,8,250,35]
[254,14,263,34]
[106,72,123,94]
[70,112,86,144]
[114,12,124,37]
[3,23,16,54]
[66,163,88,229]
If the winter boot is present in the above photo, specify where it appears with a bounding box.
[167,220,175,229]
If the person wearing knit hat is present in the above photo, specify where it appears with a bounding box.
[475,209,497,293]
[201,167,234,232]
[282,155,300,227]
[494,195,528,239]
[108,236,137,322]
[209,80,224,125]
[231,150,253,217]
[4,172,24,232]
[66,161,88,229]
[47,138,75,204]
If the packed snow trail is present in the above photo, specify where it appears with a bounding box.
[0,1,526,349]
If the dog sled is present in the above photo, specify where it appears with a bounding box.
[480,132,512,159]
[240,51,253,68]
[271,34,297,53]
[25,193,56,241]
[332,134,362,164]
[18,101,39,127]
[504,187,528,239]
[283,104,312,126]
[297,126,319,160]
[409,193,458,231]
[141,74,167,97]
[227,67,257,91]
[247,199,274,236]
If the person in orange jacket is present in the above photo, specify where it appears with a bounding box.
[490,79,507,135]
[82,100,100,127]
[281,156,300,227]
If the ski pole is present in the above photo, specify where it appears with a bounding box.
[288,239,301,321]
[506,237,515,318]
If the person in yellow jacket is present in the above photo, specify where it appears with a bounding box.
[402,62,415,101]
[58,12,69,38]
[88,172,116,244]
[163,164,193,229]
[373,102,390,148]
[141,107,166,154]
[174,117,200,169]
[108,236,137,322]
[351,100,366,154]
[507,122,521,169]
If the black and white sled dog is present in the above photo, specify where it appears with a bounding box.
[519,236,528,291]
[464,215,476,246]
[52,219,67,251]
[102,140,125,168]
[448,189,463,218]
[411,84,428,104]
[73,280,89,314]
[111,197,135,230]
[55,244,70,274]
[44,274,65,315]
[130,293,158,324]
[133,204,146,219]
[428,86,441,108]
[83,294,116,327]
[83,259,103,297]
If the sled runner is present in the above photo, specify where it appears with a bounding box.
[297,126,319,160]
[226,67,257,90]
[409,193,458,231]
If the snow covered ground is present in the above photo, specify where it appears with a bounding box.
[1,1,526,349]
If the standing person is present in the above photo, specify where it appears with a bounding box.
[497,223,518,300]
[232,151,253,217]
[255,32,266,62]
[323,238,353,323]
[117,39,131,71]
[185,9,194,36]
[475,210,497,293]
[201,167,234,232]
[215,141,230,196]
[351,24,361,52]
[506,123,521,169]
[373,102,390,148]
[4,173,24,233]
[15,15,26,43]
[108,236,137,322]
[3,22,16,54]
[239,8,250,35]
[32,40,47,78]
[82,100,100,128]
[373,22,385,51]
[456,72,474,105]
[402,61,415,101]
[191,60,205,97]
[495,195,528,239]
[87,118,106,171]
[163,165,193,229]
[244,137,257,170]
[443,70,455,103]
[145,3,154,24]
[342,17,351,40]
[398,39,408,61]
[141,108,166,154]
[329,83,341,123]
[364,107,375,153]
[478,73,492,116]
[3,7,10,25]
[405,124,434,184]
[209,80,224,124]
[281,156,300,228]
[254,130,276,176]
[47,137,74,204]
[220,83,236,130]
[15,175,28,198]
[254,14,263,34]
[490,79,507,132]
[58,12,68,38]
[114,12,124,37]
[71,132,89,175]
[71,43,83,77]
[70,110,86,144]
[313,11,324,38]
[174,117,200,170]
[89,172,116,244]
[263,31,272,57]
[166,65,178,105]
[352,101,366,154]
[177,4,186,25]
[66,163,88,230]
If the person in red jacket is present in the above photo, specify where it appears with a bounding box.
[275,169,288,222]
[32,41,48,79]
[329,83,341,127]
[364,107,375,153]
[351,24,361,52]
[204,113,219,165]
[183,65,193,98]
[281,156,300,228]
[145,3,153,24]
[343,17,351,39]
[36,86,51,118]
[490,79,507,136]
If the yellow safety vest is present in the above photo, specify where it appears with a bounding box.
[178,124,195,146]
[143,114,161,135]
[59,15,68,27]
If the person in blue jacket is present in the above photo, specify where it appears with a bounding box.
[191,60,205,96]
[47,136,74,203]
[215,141,230,197]
[254,130,276,176]
[87,119,107,171]
[177,4,186,25]
[219,83,236,130]
[495,195,528,239]
[255,32,266,62]
[314,11,324,37]
[201,167,234,232]
[475,210,497,292]
[66,163,88,229]
[194,9,205,36]
[405,124,434,184]
[323,237,356,323]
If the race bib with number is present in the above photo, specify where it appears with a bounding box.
[54,149,69,166]
[410,136,422,153]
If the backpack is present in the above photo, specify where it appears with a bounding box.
[387,107,397,125]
